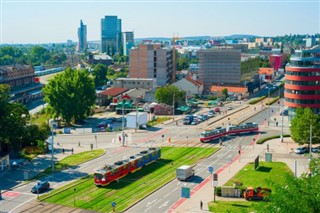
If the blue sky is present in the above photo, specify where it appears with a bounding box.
[0,0,319,44]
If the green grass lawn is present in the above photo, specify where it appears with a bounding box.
[41,147,217,212]
[208,201,256,213]
[147,116,172,126]
[209,162,292,212]
[33,149,104,179]
[30,111,50,124]
[224,162,292,192]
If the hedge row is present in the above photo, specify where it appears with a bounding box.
[248,96,266,105]
[256,134,291,144]
[266,96,280,106]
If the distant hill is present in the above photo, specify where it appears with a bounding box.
[226,34,258,39]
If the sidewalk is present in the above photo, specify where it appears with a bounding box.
[170,106,308,213]
[1,140,94,191]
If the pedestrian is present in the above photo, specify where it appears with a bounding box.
[78,141,80,147]
[200,200,203,210]
[267,144,269,152]
[71,148,74,154]
[119,136,121,143]
[57,142,60,146]
[276,121,278,127]
[62,148,65,154]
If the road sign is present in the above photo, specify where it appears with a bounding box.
[208,166,214,174]
[181,187,190,198]
[112,201,116,207]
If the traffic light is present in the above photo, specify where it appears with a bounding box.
[213,173,218,181]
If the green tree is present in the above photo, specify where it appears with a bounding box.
[290,107,320,145]
[221,88,228,100]
[42,67,96,125]
[155,85,185,106]
[256,158,320,213]
[30,46,51,65]
[92,64,108,87]
[0,84,29,151]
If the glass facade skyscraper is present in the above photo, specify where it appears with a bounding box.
[77,20,87,52]
[100,15,122,54]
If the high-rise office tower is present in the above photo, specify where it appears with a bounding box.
[198,48,241,90]
[123,31,134,56]
[285,45,320,119]
[77,20,87,52]
[129,44,172,86]
[100,15,122,54]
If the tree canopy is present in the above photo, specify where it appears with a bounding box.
[155,85,185,106]
[290,107,320,145]
[42,67,96,124]
[256,158,320,213]
[91,64,108,87]
[0,84,49,152]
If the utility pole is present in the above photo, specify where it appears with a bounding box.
[172,91,175,122]
[281,98,284,142]
[309,124,312,162]
[267,88,270,126]
[122,99,125,147]
[51,122,56,176]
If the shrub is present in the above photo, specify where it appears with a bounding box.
[257,134,291,144]
[266,96,280,105]
[215,186,222,196]
[249,96,266,105]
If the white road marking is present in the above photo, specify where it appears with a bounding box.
[9,196,36,213]
[164,192,171,198]
[159,200,169,208]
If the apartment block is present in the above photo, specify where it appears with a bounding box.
[198,48,241,90]
[129,44,172,86]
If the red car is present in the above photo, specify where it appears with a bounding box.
[214,107,220,113]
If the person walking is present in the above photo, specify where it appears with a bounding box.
[200,200,203,210]
[71,148,74,154]
[62,148,65,154]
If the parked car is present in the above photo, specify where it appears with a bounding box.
[208,112,215,118]
[280,109,288,116]
[294,146,308,154]
[198,114,204,121]
[202,114,209,121]
[31,181,50,193]
[215,108,220,113]
[115,117,126,123]
[312,146,320,153]
[191,117,200,125]
[183,115,194,125]
[227,106,233,110]
[96,118,115,128]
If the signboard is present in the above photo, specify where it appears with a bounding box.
[254,155,259,170]
[181,187,190,198]
[64,128,71,134]
[208,166,214,174]
[112,201,116,207]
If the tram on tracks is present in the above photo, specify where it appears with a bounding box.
[93,147,161,186]
[200,122,259,142]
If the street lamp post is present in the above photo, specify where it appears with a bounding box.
[267,88,270,126]
[122,100,125,147]
[73,188,77,206]
[51,122,56,176]
[281,99,284,142]
[172,91,175,122]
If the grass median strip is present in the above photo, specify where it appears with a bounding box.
[41,147,217,212]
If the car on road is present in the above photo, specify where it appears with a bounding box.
[96,118,116,128]
[115,117,126,123]
[215,107,220,113]
[227,106,233,110]
[31,181,50,193]
[294,146,308,154]
[202,114,209,121]
[312,146,320,153]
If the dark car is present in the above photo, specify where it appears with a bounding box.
[280,109,288,116]
[96,118,115,128]
[294,146,308,154]
[31,181,50,193]
[312,146,320,153]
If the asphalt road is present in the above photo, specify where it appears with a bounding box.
[1,101,284,213]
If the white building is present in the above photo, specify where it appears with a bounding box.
[173,75,203,96]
